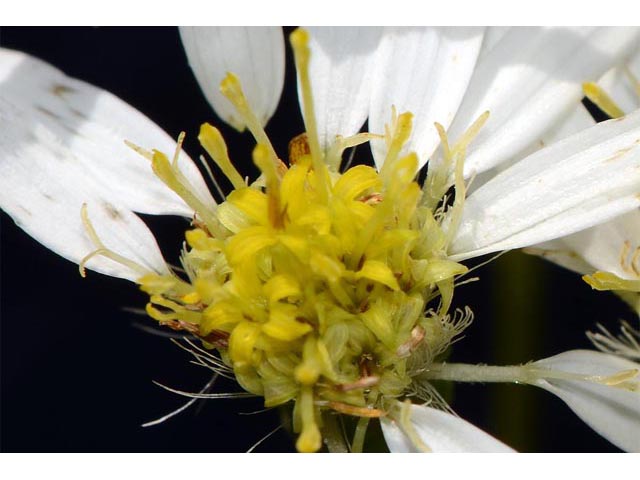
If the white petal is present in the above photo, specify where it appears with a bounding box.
[369,27,485,169]
[179,27,285,130]
[447,27,640,177]
[0,129,170,281]
[0,48,204,281]
[468,104,596,195]
[304,27,382,151]
[600,47,640,114]
[524,240,595,276]
[0,47,212,217]
[534,350,640,452]
[558,210,640,279]
[380,404,515,452]
[449,109,640,260]
[478,27,511,60]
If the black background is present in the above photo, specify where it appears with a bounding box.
[0,27,631,452]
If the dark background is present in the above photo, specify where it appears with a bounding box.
[0,27,631,452]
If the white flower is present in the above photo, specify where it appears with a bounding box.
[2,27,640,452]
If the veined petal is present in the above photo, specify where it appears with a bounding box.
[179,27,285,130]
[478,27,511,60]
[0,152,170,281]
[304,27,382,151]
[447,27,640,177]
[599,47,640,114]
[449,109,640,261]
[534,350,640,452]
[525,240,595,276]
[381,403,515,452]
[369,27,485,169]
[0,48,212,217]
[554,210,640,279]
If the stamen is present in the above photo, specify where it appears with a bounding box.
[583,82,625,119]
[583,271,640,292]
[172,131,186,167]
[78,203,149,278]
[253,144,284,229]
[325,133,383,171]
[325,401,385,418]
[379,112,413,180]
[199,123,247,190]
[588,321,640,361]
[219,72,280,170]
[151,150,223,237]
[290,28,329,203]
[396,400,431,452]
[124,139,154,161]
[296,386,322,453]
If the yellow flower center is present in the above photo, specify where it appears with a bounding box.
[82,28,486,452]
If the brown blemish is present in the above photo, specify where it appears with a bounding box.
[51,84,75,97]
[69,107,87,120]
[18,205,32,217]
[103,203,121,221]
[604,146,633,163]
[36,106,61,120]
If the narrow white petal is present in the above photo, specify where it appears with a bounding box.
[179,27,285,130]
[468,105,596,195]
[534,350,640,452]
[524,240,595,276]
[0,48,213,217]
[447,27,640,177]
[304,27,382,151]
[381,404,515,452]
[0,138,170,281]
[449,110,640,260]
[478,27,511,60]
[369,27,485,169]
[558,210,640,279]
[600,47,640,114]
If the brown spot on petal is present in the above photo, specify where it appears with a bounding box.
[51,83,75,97]
[103,203,121,221]
[36,106,61,120]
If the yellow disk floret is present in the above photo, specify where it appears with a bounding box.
[132,28,481,452]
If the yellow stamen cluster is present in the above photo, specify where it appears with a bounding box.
[133,28,473,452]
